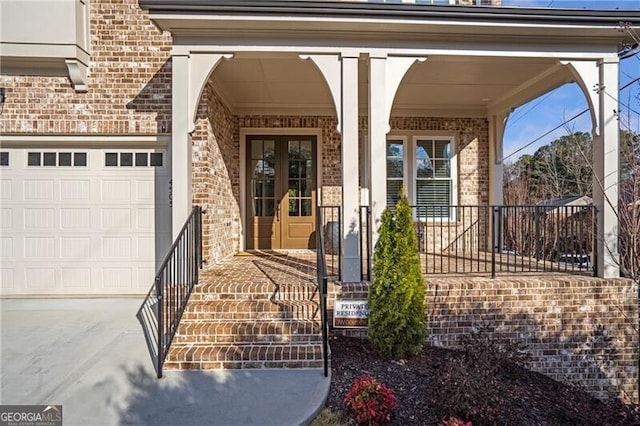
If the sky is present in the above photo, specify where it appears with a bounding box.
[499,0,640,163]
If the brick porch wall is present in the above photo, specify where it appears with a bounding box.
[334,277,639,402]
[191,83,241,264]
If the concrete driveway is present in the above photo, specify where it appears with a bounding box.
[0,298,329,426]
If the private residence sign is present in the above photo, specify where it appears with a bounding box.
[333,300,369,328]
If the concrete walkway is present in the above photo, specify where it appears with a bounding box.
[0,298,330,426]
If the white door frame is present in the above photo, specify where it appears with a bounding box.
[239,127,323,252]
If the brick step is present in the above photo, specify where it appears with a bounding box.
[164,343,325,370]
[191,282,319,302]
[181,300,320,321]
[173,319,322,344]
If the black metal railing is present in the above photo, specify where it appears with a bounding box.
[359,206,372,281]
[496,204,596,277]
[409,204,596,277]
[154,205,203,378]
[316,206,330,377]
[318,206,341,281]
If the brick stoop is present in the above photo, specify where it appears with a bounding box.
[164,253,326,370]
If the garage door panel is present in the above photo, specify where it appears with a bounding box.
[102,208,132,230]
[137,208,155,230]
[25,268,56,289]
[1,269,14,289]
[61,208,90,229]
[60,179,90,201]
[0,237,13,258]
[24,208,55,230]
[60,237,91,259]
[136,180,156,202]
[137,236,155,259]
[24,180,54,201]
[0,180,11,200]
[60,268,91,289]
[103,268,132,289]
[24,237,55,258]
[0,208,12,229]
[101,180,131,201]
[102,236,132,259]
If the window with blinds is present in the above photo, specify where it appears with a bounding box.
[416,139,452,218]
[385,135,456,220]
[386,140,404,206]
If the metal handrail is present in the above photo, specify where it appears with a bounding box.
[155,205,203,378]
[410,204,596,276]
[357,204,595,277]
[316,206,329,377]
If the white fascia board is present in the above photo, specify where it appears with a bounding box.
[0,134,170,148]
[232,105,337,117]
[173,45,612,62]
[391,106,488,118]
[0,43,89,64]
[153,13,625,45]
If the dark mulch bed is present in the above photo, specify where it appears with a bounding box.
[325,334,639,426]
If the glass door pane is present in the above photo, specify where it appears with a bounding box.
[251,139,276,217]
[287,139,313,217]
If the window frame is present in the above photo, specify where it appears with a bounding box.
[385,136,408,207]
[385,134,457,222]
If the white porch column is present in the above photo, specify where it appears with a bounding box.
[368,54,424,247]
[368,54,388,248]
[595,58,620,277]
[488,111,509,207]
[171,54,192,238]
[341,53,361,282]
[171,52,233,238]
[568,59,620,278]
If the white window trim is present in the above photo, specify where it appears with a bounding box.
[386,134,458,222]
[385,135,408,201]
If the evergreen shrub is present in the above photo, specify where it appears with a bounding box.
[368,194,426,358]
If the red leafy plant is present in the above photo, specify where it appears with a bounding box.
[343,376,397,425]
[439,417,473,426]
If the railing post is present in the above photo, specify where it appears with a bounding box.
[368,206,371,281]
[592,205,598,277]
[321,276,328,377]
[197,206,203,270]
[155,275,163,378]
[491,206,497,279]
[338,206,342,281]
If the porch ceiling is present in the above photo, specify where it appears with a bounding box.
[211,53,571,118]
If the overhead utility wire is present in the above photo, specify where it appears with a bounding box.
[501,76,640,164]
[501,109,589,163]
[506,91,555,129]
[605,90,640,116]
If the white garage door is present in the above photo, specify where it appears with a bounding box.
[0,147,171,295]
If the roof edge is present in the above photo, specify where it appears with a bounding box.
[138,1,640,26]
